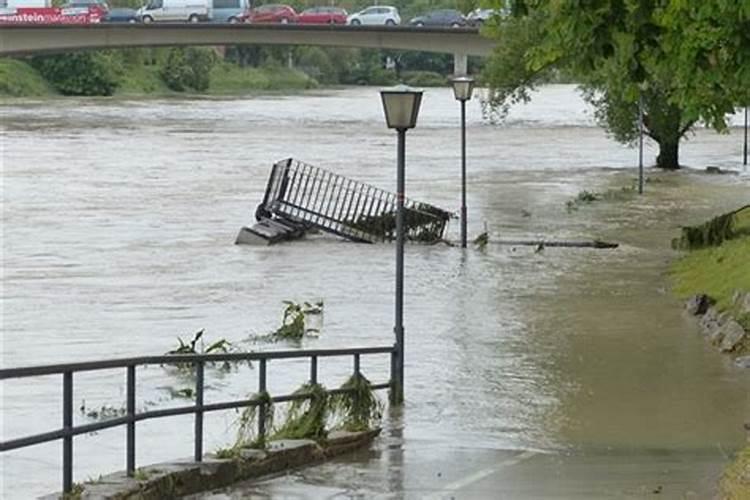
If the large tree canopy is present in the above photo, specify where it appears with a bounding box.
[482,0,750,169]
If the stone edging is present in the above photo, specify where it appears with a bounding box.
[684,291,749,368]
[43,429,380,499]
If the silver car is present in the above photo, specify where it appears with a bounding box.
[347,5,399,26]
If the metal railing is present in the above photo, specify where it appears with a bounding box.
[0,345,396,495]
[257,158,452,243]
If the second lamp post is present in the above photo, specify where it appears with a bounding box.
[380,85,423,404]
[451,76,475,248]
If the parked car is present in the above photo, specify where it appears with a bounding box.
[102,7,137,22]
[409,9,465,27]
[298,6,346,24]
[62,0,109,17]
[346,5,399,26]
[239,4,298,23]
[136,0,211,23]
[210,0,249,22]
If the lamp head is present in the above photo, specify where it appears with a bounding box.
[451,76,475,102]
[380,85,424,130]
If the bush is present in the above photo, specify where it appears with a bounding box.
[160,47,216,92]
[31,51,120,96]
[402,70,447,87]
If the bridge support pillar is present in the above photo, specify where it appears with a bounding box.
[453,52,468,76]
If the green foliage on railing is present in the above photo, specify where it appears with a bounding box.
[273,383,329,441]
[672,206,750,250]
[329,373,383,432]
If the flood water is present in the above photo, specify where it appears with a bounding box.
[1,85,749,498]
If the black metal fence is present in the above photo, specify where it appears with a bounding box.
[0,345,395,495]
[257,158,452,243]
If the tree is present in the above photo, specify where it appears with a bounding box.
[31,51,120,96]
[482,0,750,169]
[160,47,215,92]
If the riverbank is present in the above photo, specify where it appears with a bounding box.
[0,56,317,98]
[671,206,750,356]
[0,49,451,99]
[670,206,750,499]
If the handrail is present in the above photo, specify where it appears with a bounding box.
[0,345,394,379]
[0,345,396,495]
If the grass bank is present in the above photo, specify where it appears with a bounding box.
[0,57,317,99]
[208,62,317,94]
[671,206,750,499]
[0,58,56,97]
[672,237,750,313]
[720,444,750,500]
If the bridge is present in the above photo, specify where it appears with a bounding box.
[0,24,495,73]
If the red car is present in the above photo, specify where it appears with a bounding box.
[240,4,298,23]
[297,6,347,24]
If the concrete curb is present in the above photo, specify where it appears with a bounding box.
[43,429,380,499]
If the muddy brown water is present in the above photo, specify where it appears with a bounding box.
[1,86,748,498]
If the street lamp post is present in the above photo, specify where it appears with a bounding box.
[744,106,748,167]
[638,91,645,195]
[380,85,423,405]
[451,76,475,248]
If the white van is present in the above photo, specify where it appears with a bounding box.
[137,0,210,23]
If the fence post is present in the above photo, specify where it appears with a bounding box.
[126,365,136,476]
[258,359,267,442]
[194,360,204,462]
[62,371,73,494]
[353,353,360,377]
[310,355,317,385]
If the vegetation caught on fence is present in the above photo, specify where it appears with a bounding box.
[215,374,382,458]
[349,203,450,243]
[671,205,750,250]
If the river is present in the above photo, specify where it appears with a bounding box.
[1,85,748,498]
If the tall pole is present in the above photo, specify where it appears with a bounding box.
[394,128,406,404]
[460,99,467,248]
[744,106,748,167]
[638,92,644,195]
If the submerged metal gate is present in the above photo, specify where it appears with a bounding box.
[256,158,451,243]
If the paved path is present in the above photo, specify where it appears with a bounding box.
[192,428,728,499]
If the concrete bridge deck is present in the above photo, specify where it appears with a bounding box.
[0,24,495,57]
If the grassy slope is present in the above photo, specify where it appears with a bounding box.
[115,65,171,95]
[720,445,750,500]
[0,58,317,99]
[0,59,56,97]
[672,236,750,311]
[208,63,317,94]
[671,209,750,499]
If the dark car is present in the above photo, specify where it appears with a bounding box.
[409,9,465,27]
[102,7,137,22]
[298,6,347,24]
[239,4,298,23]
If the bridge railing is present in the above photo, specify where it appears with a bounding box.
[0,345,396,495]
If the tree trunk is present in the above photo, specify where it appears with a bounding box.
[656,139,680,169]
